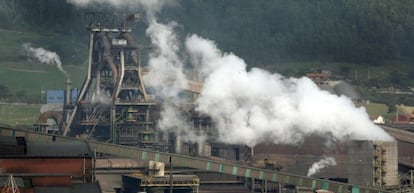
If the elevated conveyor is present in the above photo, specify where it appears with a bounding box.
[382,125,414,144]
[0,126,388,193]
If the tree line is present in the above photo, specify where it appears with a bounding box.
[1,0,414,66]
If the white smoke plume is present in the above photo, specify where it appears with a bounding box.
[67,0,394,146]
[144,20,187,98]
[91,90,112,105]
[66,0,173,19]
[22,43,70,80]
[307,156,337,176]
[143,19,204,140]
[158,104,207,144]
[185,34,393,146]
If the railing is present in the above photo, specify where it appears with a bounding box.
[0,126,390,193]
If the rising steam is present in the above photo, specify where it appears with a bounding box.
[91,90,112,105]
[143,19,207,141]
[22,43,70,80]
[307,156,337,176]
[68,0,394,146]
[185,35,393,146]
[66,0,172,19]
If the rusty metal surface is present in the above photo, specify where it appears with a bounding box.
[1,158,91,176]
[0,126,388,193]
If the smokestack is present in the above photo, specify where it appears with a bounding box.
[65,78,72,106]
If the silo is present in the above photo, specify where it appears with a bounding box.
[348,140,398,187]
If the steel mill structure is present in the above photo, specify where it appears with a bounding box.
[0,127,394,193]
[36,13,204,152]
[63,13,158,148]
[29,13,414,193]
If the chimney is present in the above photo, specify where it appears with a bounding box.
[65,78,72,106]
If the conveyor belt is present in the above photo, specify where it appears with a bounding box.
[0,126,387,193]
[381,125,414,144]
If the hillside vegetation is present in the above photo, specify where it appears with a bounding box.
[0,0,414,104]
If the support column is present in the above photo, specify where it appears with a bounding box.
[251,178,255,193]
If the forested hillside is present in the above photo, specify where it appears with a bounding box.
[171,0,414,66]
[1,0,414,66]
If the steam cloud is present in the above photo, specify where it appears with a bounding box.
[185,35,393,146]
[143,19,207,142]
[68,0,394,146]
[307,156,337,176]
[91,90,112,105]
[22,43,70,80]
[67,0,171,19]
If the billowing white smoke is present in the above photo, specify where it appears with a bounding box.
[185,34,393,146]
[144,20,185,129]
[91,90,112,105]
[307,156,337,176]
[143,20,207,141]
[67,0,394,146]
[22,43,70,80]
[144,21,187,98]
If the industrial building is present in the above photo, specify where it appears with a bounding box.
[0,135,100,193]
[348,141,398,187]
[11,13,414,193]
[2,126,414,193]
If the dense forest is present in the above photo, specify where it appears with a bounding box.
[1,0,414,67]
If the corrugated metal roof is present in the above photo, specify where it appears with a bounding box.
[34,187,71,193]
[34,183,101,193]
[0,136,26,156]
[71,183,101,193]
[0,136,17,146]
[26,141,92,158]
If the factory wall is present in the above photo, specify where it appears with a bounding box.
[0,158,92,186]
[380,141,399,186]
[348,140,398,187]
[348,141,374,186]
[46,90,64,104]
[46,89,79,104]
[253,135,348,178]
[397,140,414,166]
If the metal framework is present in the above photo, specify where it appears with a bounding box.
[63,13,155,147]
[1,175,20,193]
[0,127,389,193]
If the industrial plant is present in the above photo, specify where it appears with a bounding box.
[1,12,414,193]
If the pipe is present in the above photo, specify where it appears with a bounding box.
[63,32,95,136]
[97,32,118,86]
[65,79,72,106]
[83,156,86,183]
[114,49,125,101]
[120,32,148,98]
[97,32,120,101]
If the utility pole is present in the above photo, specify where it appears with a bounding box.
[169,155,173,193]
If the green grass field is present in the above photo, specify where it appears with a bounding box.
[0,29,87,126]
[0,29,87,101]
[0,103,42,127]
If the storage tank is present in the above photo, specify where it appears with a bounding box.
[348,140,398,187]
